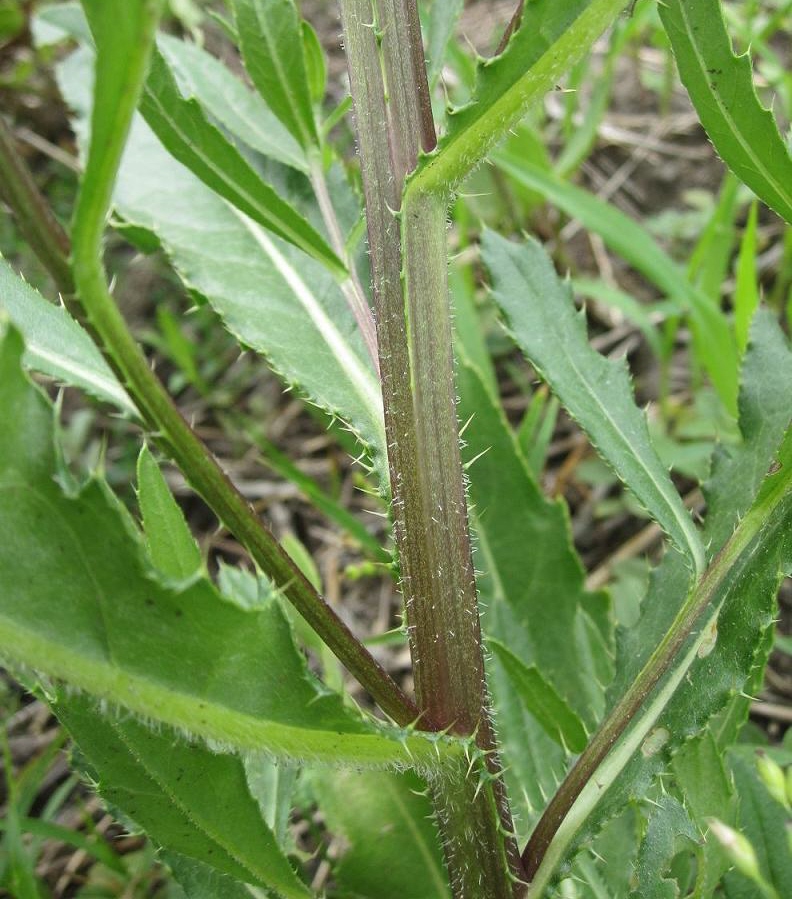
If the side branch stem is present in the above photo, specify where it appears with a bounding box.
[64,0,418,729]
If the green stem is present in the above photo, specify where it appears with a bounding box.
[69,0,418,730]
[0,115,74,297]
[520,452,792,894]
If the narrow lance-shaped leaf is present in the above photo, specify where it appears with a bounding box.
[136,444,202,579]
[231,0,319,149]
[0,257,134,414]
[482,230,705,575]
[0,329,445,770]
[488,640,588,753]
[425,0,464,89]
[659,0,792,225]
[55,43,389,491]
[138,48,344,276]
[56,696,312,898]
[491,153,739,414]
[157,32,307,172]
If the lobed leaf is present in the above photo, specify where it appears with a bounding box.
[482,230,705,575]
[0,328,440,770]
[231,0,319,150]
[56,696,312,898]
[659,0,792,225]
[0,257,134,414]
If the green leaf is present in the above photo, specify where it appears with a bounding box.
[724,751,792,898]
[410,0,628,195]
[482,230,705,575]
[162,853,256,899]
[525,321,792,895]
[55,696,312,898]
[492,153,739,414]
[157,33,307,172]
[488,639,588,753]
[301,21,326,106]
[629,795,698,899]
[136,444,202,579]
[659,0,792,225]
[672,731,736,897]
[309,769,450,899]
[137,47,343,275]
[456,354,610,834]
[0,257,134,414]
[425,0,464,88]
[0,330,443,770]
[56,45,388,490]
[231,0,319,149]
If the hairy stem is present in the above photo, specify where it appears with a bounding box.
[340,0,522,893]
[67,0,418,729]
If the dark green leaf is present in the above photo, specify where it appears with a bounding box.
[488,640,588,753]
[231,0,319,149]
[491,154,739,414]
[309,769,450,899]
[482,230,705,574]
[56,696,311,898]
[629,796,698,899]
[157,33,307,172]
[660,0,792,225]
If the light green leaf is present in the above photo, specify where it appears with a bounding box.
[231,0,319,149]
[672,731,736,897]
[410,0,628,195]
[162,853,256,899]
[488,639,588,753]
[157,33,307,172]
[492,154,739,414]
[0,257,134,414]
[301,21,326,106]
[425,0,464,88]
[0,330,442,770]
[56,45,388,490]
[136,444,202,580]
[56,696,312,898]
[137,47,343,275]
[482,230,705,575]
[309,769,450,899]
[724,751,792,898]
[659,0,792,225]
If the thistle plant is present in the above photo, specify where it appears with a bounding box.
[0,1,790,897]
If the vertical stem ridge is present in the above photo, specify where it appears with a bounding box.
[340,0,523,893]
